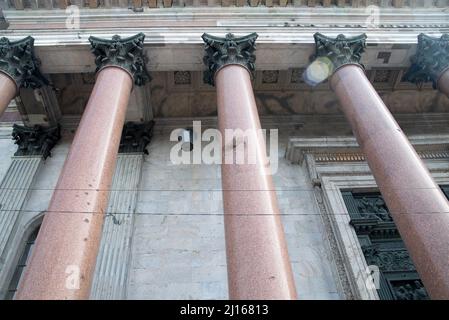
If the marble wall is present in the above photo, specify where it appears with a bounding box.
[0,112,448,299]
[127,127,341,299]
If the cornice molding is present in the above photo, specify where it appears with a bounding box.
[2,7,449,45]
[3,7,449,26]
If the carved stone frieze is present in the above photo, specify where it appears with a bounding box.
[362,245,416,272]
[310,150,449,163]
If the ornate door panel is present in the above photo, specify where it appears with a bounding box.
[342,191,430,300]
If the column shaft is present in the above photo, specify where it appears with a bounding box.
[437,68,449,98]
[331,64,449,299]
[15,67,133,299]
[216,65,297,300]
[0,72,17,118]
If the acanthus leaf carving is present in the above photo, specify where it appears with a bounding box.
[0,36,48,90]
[89,33,151,87]
[201,32,258,86]
[11,124,61,159]
[307,33,367,85]
[403,33,449,89]
[119,121,154,154]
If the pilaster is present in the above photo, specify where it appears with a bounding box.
[90,121,153,299]
[0,124,60,284]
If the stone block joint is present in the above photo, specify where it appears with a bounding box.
[89,33,151,86]
[202,32,258,86]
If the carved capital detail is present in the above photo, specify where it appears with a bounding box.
[403,33,449,89]
[0,36,48,90]
[312,33,367,76]
[201,32,258,86]
[12,124,61,159]
[89,33,150,86]
[119,121,154,154]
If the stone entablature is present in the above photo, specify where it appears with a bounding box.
[286,135,449,165]
[1,0,447,10]
[2,6,447,75]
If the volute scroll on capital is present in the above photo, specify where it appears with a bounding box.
[403,33,449,89]
[89,33,151,87]
[305,33,367,86]
[0,36,48,93]
[201,32,258,86]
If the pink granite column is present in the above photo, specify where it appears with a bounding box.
[312,33,449,299]
[437,68,449,98]
[15,33,149,300]
[203,33,297,300]
[0,72,17,117]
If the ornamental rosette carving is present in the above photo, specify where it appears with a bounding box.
[403,33,449,89]
[119,121,154,154]
[202,32,258,86]
[362,246,416,272]
[89,33,150,86]
[0,36,48,90]
[311,33,367,76]
[12,124,61,159]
